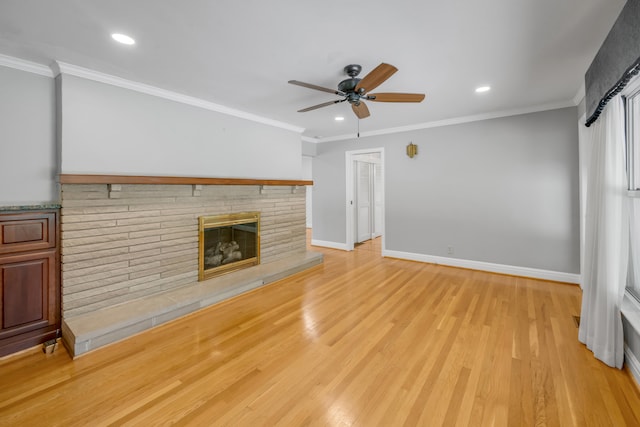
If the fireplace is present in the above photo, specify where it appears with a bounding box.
[198,212,260,280]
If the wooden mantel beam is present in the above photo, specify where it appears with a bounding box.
[59,174,313,186]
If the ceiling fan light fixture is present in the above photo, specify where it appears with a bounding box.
[335,116,345,121]
[111,33,135,45]
[475,86,491,93]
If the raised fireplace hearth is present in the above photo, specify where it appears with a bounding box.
[58,175,321,357]
[199,212,260,280]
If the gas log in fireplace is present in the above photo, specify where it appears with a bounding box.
[198,212,260,281]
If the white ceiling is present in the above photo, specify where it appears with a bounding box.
[0,0,627,140]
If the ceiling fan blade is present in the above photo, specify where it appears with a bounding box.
[355,63,398,94]
[352,102,370,119]
[288,80,343,95]
[368,93,426,103]
[298,99,343,112]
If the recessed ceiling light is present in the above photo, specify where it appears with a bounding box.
[335,116,345,121]
[111,33,135,45]
[475,86,491,93]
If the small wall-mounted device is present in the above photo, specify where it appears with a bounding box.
[406,143,418,158]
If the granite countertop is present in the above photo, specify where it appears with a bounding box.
[0,203,61,212]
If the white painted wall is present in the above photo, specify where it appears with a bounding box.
[0,65,57,204]
[59,74,303,179]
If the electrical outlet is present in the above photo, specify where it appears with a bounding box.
[447,246,454,255]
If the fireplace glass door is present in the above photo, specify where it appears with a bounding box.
[198,212,260,280]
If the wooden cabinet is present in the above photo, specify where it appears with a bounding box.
[0,210,60,357]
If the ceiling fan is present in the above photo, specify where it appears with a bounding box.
[288,63,425,119]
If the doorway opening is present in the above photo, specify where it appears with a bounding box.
[345,148,384,253]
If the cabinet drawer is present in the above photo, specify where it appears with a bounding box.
[0,212,56,254]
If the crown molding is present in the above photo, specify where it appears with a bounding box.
[317,100,576,143]
[0,54,53,77]
[1,53,579,142]
[52,61,305,134]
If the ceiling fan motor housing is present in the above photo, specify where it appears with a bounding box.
[338,78,361,94]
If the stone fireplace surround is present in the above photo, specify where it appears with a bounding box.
[59,175,322,357]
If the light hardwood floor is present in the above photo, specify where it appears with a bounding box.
[1,233,639,426]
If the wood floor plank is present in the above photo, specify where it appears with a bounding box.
[1,234,640,426]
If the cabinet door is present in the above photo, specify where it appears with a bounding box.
[0,250,57,340]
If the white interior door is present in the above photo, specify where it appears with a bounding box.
[355,160,373,243]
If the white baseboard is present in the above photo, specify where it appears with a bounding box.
[625,344,640,390]
[382,249,580,284]
[311,240,349,251]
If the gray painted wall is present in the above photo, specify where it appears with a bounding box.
[0,65,309,206]
[313,107,580,274]
[301,140,317,157]
[0,65,57,205]
[59,74,303,179]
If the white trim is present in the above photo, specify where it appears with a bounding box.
[0,54,53,77]
[310,239,348,251]
[622,294,640,388]
[382,249,581,284]
[573,82,586,106]
[317,101,576,143]
[578,112,588,289]
[625,343,640,389]
[52,61,305,134]
[621,73,640,97]
[301,136,319,143]
[622,292,640,335]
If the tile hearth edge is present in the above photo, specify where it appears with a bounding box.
[63,251,323,357]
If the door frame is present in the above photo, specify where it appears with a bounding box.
[345,147,385,251]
